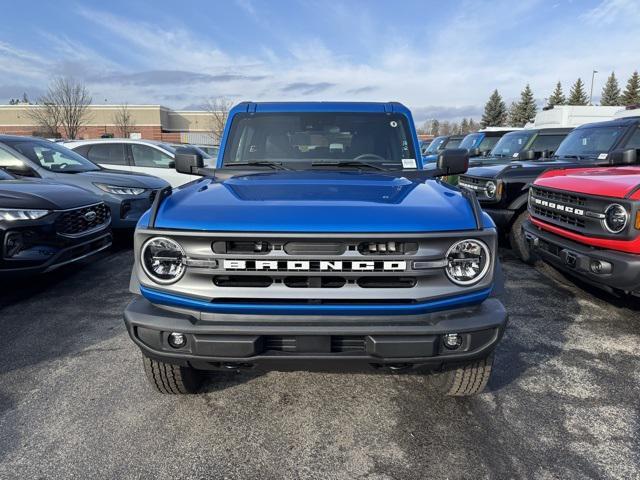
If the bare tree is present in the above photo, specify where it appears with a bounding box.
[27,101,63,137]
[113,104,136,138]
[206,97,233,143]
[29,77,92,139]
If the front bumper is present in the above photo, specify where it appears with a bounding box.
[0,231,112,275]
[124,296,508,372]
[523,219,640,294]
[482,207,514,232]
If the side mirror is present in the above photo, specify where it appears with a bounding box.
[468,147,481,157]
[518,149,536,161]
[0,160,37,177]
[435,149,469,176]
[174,148,204,175]
[609,148,637,165]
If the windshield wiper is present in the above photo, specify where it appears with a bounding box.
[311,161,388,171]
[223,161,291,170]
[558,155,583,160]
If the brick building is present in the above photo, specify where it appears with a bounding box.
[0,104,220,144]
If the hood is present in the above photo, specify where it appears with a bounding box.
[468,155,514,168]
[0,179,101,210]
[76,169,168,189]
[153,171,478,233]
[535,166,640,199]
[464,158,582,179]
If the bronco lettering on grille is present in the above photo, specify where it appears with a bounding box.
[531,197,584,216]
[223,260,407,272]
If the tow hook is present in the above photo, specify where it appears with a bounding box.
[565,252,577,268]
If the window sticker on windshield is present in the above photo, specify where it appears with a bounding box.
[598,153,608,160]
[402,158,417,169]
[512,153,519,158]
[390,120,398,128]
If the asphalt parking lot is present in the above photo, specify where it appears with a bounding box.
[1,243,639,480]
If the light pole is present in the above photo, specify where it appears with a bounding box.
[589,69,598,105]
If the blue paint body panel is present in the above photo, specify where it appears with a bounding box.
[151,171,479,233]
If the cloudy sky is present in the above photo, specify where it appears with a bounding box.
[0,0,638,124]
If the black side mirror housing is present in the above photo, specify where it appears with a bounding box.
[175,148,204,175]
[518,149,536,161]
[609,148,637,166]
[468,147,481,157]
[435,149,469,176]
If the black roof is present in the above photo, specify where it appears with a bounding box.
[575,116,640,129]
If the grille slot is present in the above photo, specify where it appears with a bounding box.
[357,277,417,288]
[531,187,586,206]
[283,242,346,255]
[55,203,110,237]
[283,276,346,288]
[263,336,365,353]
[213,276,273,288]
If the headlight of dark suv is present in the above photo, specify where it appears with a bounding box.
[603,204,628,234]
[141,237,186,284]
[445,239,491,286]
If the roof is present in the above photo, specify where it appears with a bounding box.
[63,138,172,147]
[0,134,51,142]
[574,116,640,129]
[230,101,412,116]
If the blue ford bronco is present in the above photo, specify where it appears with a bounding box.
[124,102,508,396]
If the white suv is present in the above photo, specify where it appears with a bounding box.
[64,139,209,187]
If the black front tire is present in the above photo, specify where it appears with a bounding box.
[509,211,534,264]
[142,355,203,394]
[435,354,494,396]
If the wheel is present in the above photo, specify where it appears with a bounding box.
[435,354,493,396]
[142,355,203,394]
[509,210,534,264]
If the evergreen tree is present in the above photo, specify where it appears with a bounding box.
[506,101,518,126]
[547,81,566,106]
[621,71,640,106]
[567,78,589,105]
[600,72,621,106]
[510,84,537,127]
[460,118,469,134]
[481,89,507,128]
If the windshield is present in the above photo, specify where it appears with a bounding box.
[0,168,13,180]
[444,138,462,149]
[554,126,626,159]
[424,136,447,154]
[490,131,534,157]
[459,133,483,150]
[3,139,100,173]
[222,112,416,169]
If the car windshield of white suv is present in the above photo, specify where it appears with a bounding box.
[4,140,100,173]
[222,112,416,170]
[490,132,534,158]
[553,126,627,159]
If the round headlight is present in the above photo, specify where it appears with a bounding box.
[603,204,628,233]
[141,237,186,284]
[445,239,491,286]
[485,181,497,198]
